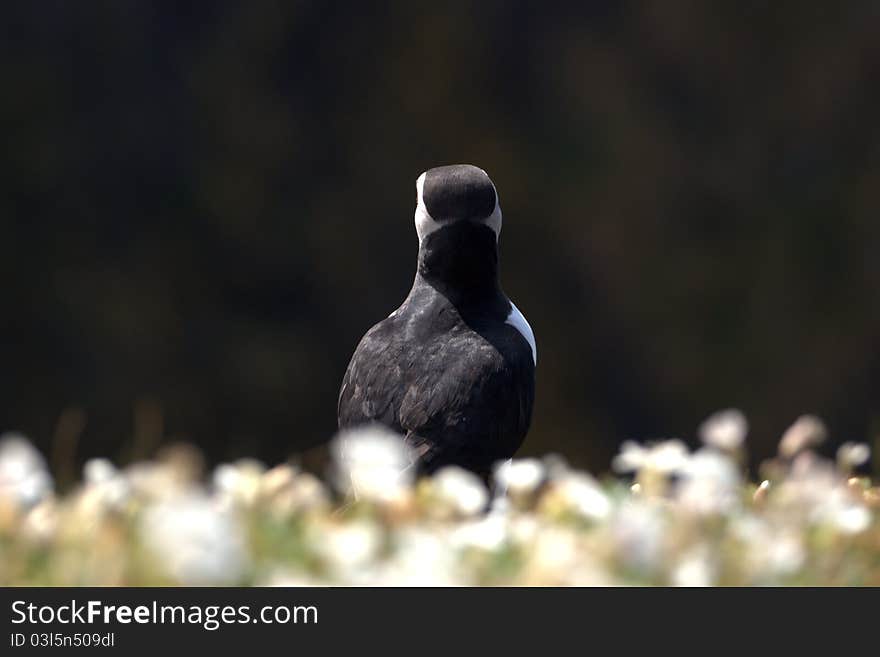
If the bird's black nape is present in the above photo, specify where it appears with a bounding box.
[417,221,503,309]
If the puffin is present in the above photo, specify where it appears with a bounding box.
[337,164,536,477]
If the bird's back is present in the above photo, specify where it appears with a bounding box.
[337,285,535,475]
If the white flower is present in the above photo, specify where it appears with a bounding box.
[735,518,806,580]
[141,492,249,585]
[260,463,297,496]
[771,452,871,535]
[829,504,871,534]
[0,433,53,509]
[836,442,871,470]
[612,439,689,475]
[432,466,488,516]
[373,528,460,586]
[80,458,130,512]
[676,448,741,515]
[124,461,192,501]
[262,468,329,516]
[84,458,117,484]
[213,459,266,507]
[528,526,580,575]
[551,472,612,521]
[671,546,715,587]
[780,452,838,506]
[789,450,834,486]
[612,441,646,473]
[331,425,415,503]
[450,513,509,552]
[493,458,545,498]
[699,409,748,451]
[765,534,806,576]
[287,473,330,512]
[611,499,665,573]
[258,570,327,587]
[21,499,58,543]
[317,520,383,575]
[811,487,872,535]
[779,415,827,458]
[541,453,571,480]
[508,514,540,543]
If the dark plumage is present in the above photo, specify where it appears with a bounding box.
[338,164,536,476]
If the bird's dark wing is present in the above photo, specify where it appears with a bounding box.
[337,317,406,432]
[397,324,535,475]
[338,316,535,475]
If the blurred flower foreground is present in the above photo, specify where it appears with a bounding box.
[1,411,878,586]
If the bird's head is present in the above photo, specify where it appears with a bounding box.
[414,164,502,243]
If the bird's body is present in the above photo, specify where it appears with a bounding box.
[338,165,536,476]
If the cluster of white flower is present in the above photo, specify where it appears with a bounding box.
[0,433,53,508]
[0,413,876,586]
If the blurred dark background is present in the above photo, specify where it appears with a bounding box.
[2,1,879,478]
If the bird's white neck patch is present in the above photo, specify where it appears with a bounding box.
[484,193,502,240]
[414,171,502,244]
[506,301,536,365]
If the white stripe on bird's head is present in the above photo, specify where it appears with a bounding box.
[414,171,443,243]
